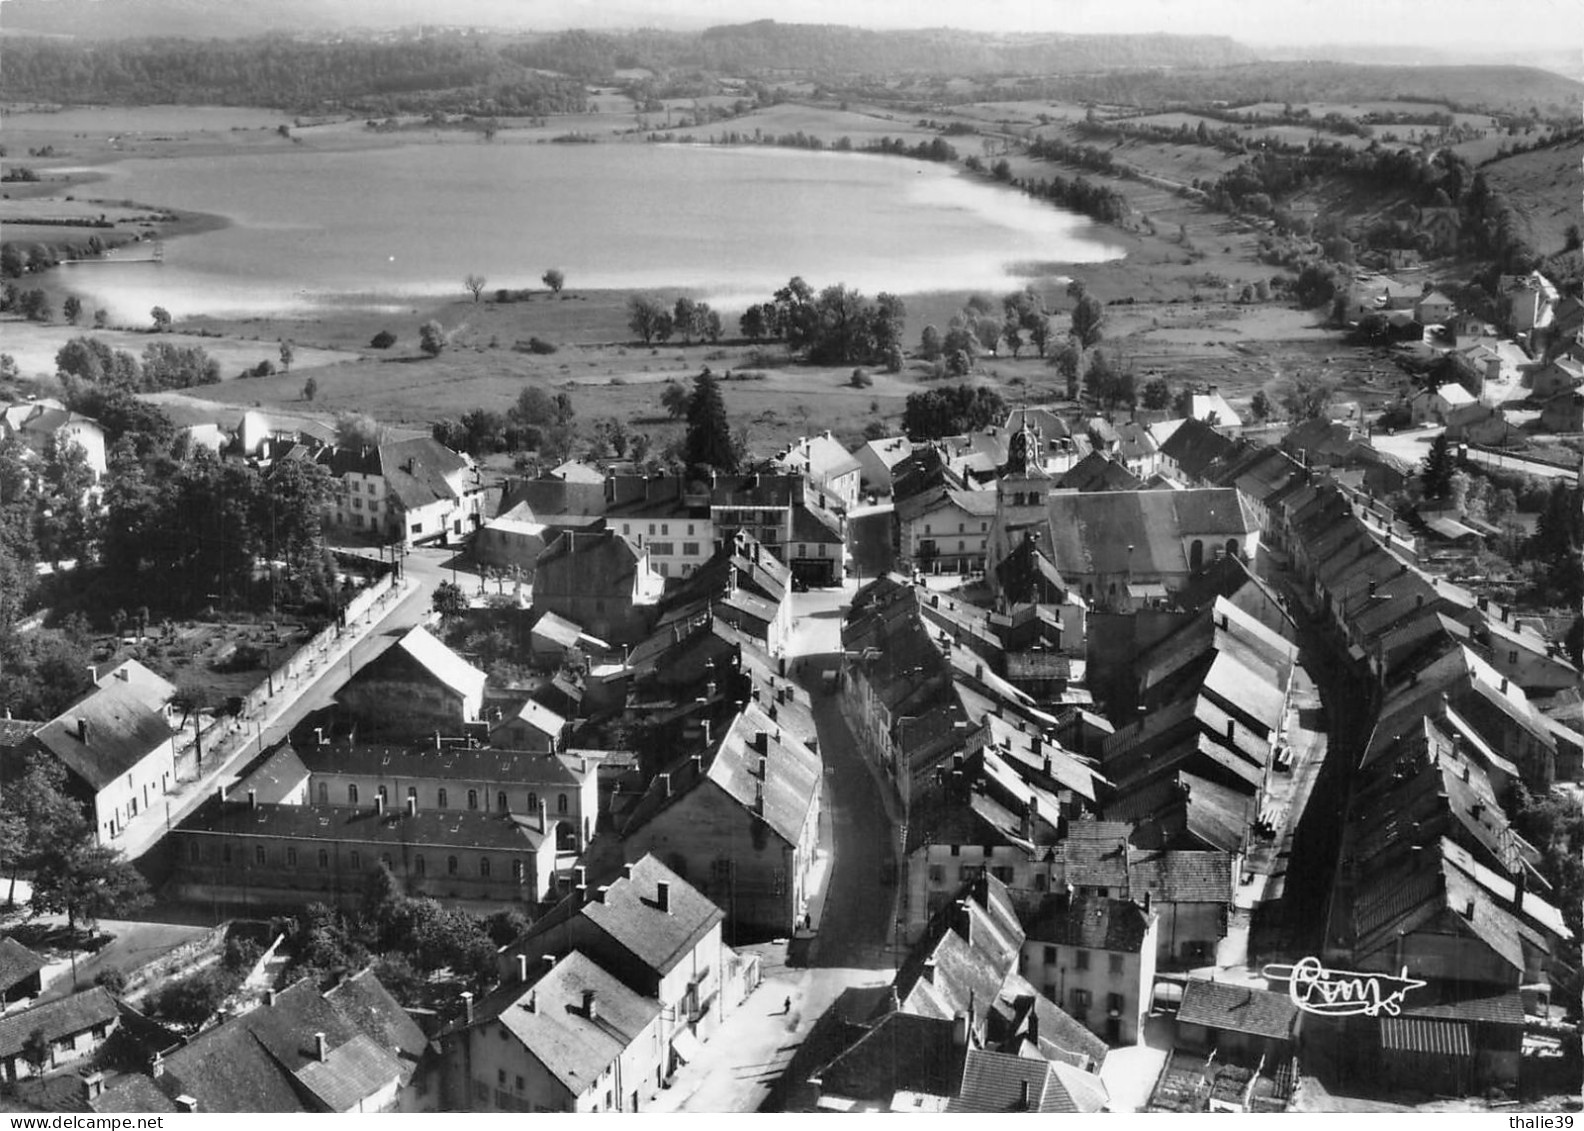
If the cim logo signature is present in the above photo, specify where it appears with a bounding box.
[1262,957,1427,1018]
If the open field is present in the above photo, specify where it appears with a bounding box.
[1479,136,1584,258]
[1,318,358,382]
[641,100,938,145]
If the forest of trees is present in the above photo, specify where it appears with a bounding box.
[0,36,590,115]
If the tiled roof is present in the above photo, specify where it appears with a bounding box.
[228,744,309,805]
[178,798,558,853]
[324,968,429,1081]
[32,681,176,791]
[0,988,119,1060]
[90,1075,180,1114]
[1127,849,1233,904]
[1379,1016,1470,1057]
[1407,990,1524,1026]
[1177,979,1300,1041]
[948,1049,1106,1113]
[1023,893,1151,953]
[0,717,43,747]
[1041,489,1257,578]
[814,1011,963,1102]
[0,937,45,992]
[571,854,723,979]
[1058,452,1142,492]
[388,626,487,704]
[1159,418,1236,482]
[293,1032,402,1111]
[469,951,659,1096]
[1060,821,1133,890]
[296,743,589,787]
[701,702,822,846]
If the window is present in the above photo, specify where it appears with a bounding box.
[255,845,267,866]
[1075,949,1090,971]
[438,788,448,809]
[513,860,525,882]
[318,849,329,870]
[348,784,359,804]
[648,523,656,535]
[557,793,569,814]
[498,1070,506,1086]
[410,523,422,535]
[407,785,417,800]
[1108,992,1125,1014]
[480,856,491,878]
[1034,874,1047,892]
[448,855,459,876]
[688,524,696,536]
[515,1076,525,1093]
[468,790,479,810]
[797,543,807,558]
[377,785,388,803]
[498,791,508,812]
[1109,953,1125,975]
[318,783,328,804]
[950,844,960,857]
[1043,945,1057,965]
[527,791,538,811]
[958,541,965,552]
[683,542,700,556]
[286,847,297,867]
[991,865,1013,883]
[959,864,982,881]
[415,855,426,876]
[350,851,361,870]
[1508,650,1519,665]
[1072,988,1091,1008]
[928,864,945,884]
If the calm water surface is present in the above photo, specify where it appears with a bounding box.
[52,140,1126,320]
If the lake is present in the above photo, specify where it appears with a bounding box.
[51,139,1126,320]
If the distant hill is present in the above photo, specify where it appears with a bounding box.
[1020,61,1584,117]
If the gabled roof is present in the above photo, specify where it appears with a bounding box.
[1188,393,1242,429]
[0,987,119,1061]
[776,432,863,481]
[494,697,567,739]
[179,798,558,853]
[813,1011,963,1103]
[228,743,310,805]
[1040,489,1257,578]
[1024,893,1151,953]
[1057,452,1142,493]
[32,680,177,792]
[516,854,722,981]
[1177,979,1299,1042]
[386,625,487,704]
[0,936,45,993]
[1060,821,1134,891]
[948,1049,1107,1113]
[320,437,471,511]
[1158,418,1236,482]
[324,968,428,1083]
[470,951,660,1096]
[94,658,177,703]
[1127,849,1233,904]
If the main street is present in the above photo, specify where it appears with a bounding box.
[646,583,903,1112]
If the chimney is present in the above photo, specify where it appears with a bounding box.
[264,988,277,1007]
[539,798,549,832]
[1463,899,1476,920]
[1510,868,1527,911]
[1226,718,1235,743]
[77,718,90,743]
[375,795,385,816]
[951,1010,967,1048]
[659,773,672,797]
[1471,801,1484,821]
[525,990,537,1013]
[1499,677,1508,694]
[594,884,609,904]
[923,957,937,984]
[81,1071,104,1102]
[755,730,769,754]
[150,1053,165,1079]
[575,865,588,890]
[656,880,671,914]
[622,862,635,881]
[754,780,765,813]
[517,954,530,983]
[462,991,475,1024]
[215,785,226,806]
[583,989,598,1022]
[248,789,257,810]
[758,756,768,781]
[174,1097,198,1114]
[314,1032,328,1063]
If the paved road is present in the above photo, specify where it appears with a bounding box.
[1368,423,1579,481]
[118,545,466,860]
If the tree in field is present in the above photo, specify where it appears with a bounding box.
[1003,286,1052,358]
[30,836,151,936]
[902,384,1007,440]
[1084,349,1134,408]
[660,380,690,419]
[1140,377,1172,410]
[1050,339,1084,400]
[463,274,487,303]
[0,754,80,906]
[278,340,294,372]
[63,296,82,325]
[1070,294,1105,349]
[150,306,172,333]
[1249,390,1272,422]
[302,376,318,402]
[542,268,565,294]
[419,320,446,356]
[627,295,667,345]
[684,369,737,474]
[703,307,723,344]
[920,325,943,361]
[673,298,700,343]
[739,304,769,342]
[93,308,108,329]
[369,330,396,349]
[19,289,51,323]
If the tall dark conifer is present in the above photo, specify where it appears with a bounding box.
[684,369,737,475]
